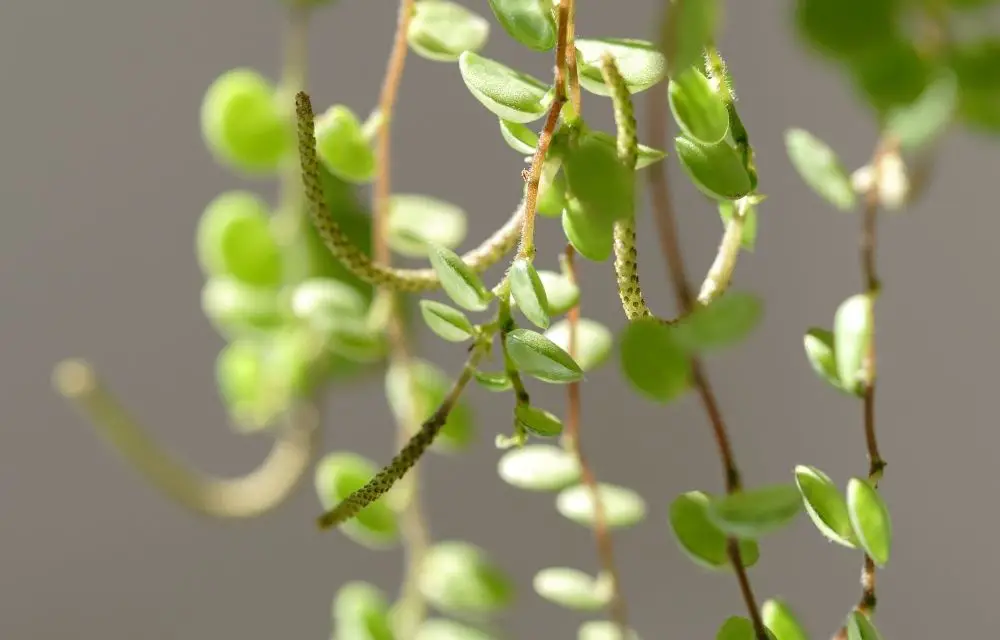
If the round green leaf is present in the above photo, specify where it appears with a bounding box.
[535,271,580,316]
[834,293,873,394]
[578,621,641,640]
[561,195,615,262]
[419,299,475,342]
[415,619,497,640]
[315,104,376,184]
[428,244,493,311]
[885,72,958,152]
[847,478,892,567]
[669,67,731,145]
[510,259,551,329]
[533,567,611,611]
[619,318,691,403]
[487,0,556,51]
[662,0,719,75]
[575,38,667,96]
[474,370,512,392]
[290,278,369,342]
[201,277,283,337]
[675,136,752,201]
[537,165,569,217]
[386,359,475,451]
[795,465,857,548]
[556,483,647,529]
[514,404,563,437]
[408,0,490,62]
[707,484,803,539]
[847,37,931,114]
[196,191,282,287]
[669,491,759,571]
[564,133,634,224]
[505,328,583,383]
[795,0,898,59]
[762,599,808,640]
[216,340,270,429]
[499,118,539,154]
[418,541,514,614]
[389,194,468,258]
[784,128,856,211]
[949,37,1000,134]
[314,452,399,547]
[846,611,884,640]
[673,292,762,352]
[717,617,755,640]
[332,582,394,640]
[200,68,290,174]
[803,327,851,394]
[587,131,667,169]
[458,51,550,123]
[544,318,612,372]
[497,444,581,491]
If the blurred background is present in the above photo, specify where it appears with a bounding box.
[2,0,999,638]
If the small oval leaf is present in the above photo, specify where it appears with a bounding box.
[459,51,550,123]
[762,599,809,640]
[544,318,613,372]
[196,191,282,287]
[847,478,892,567]
[315,104,376,184]
[429,244,493,311]
[389,194,468,258]
[419,299,475,342]
[561,195,616,262]
[497,444,581,491]
[575,38,667,96]
[564,133,635,224]
[332,581,394,640]
[803,327,853,394]
[556,483,647,529]
[499,118,539,154]
[846,611,884,640]
[408,0,490,62]
[487,0,556,51]
[834,293,873,394]
[669,67,731,144]
[717,617,755,640]
[885,72,958,152]
[785,128,856,211]
[505,328,583,383]
[514,404,563,437]
[707,484,803,539]
[510,259,551,329]
[795,465,857,548]
[673,292,762,352]
[675,136,752,201]
[533,567,612,611]
[474,370,513,392]
[669,491,760,571]
[419,541,515,614]
[620,318,691,403]
[578,621,641,640]
[662,0,719,75]
[535,270,580,316]
[201,278,283,337]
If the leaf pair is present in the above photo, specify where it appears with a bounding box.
[803,293,874,396]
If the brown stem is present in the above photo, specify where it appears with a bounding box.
[563,246,629,638]
[565,0,582,115]
[646,8,765,636]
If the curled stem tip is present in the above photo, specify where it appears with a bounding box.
[53,358,319,519]
[294,91,522,292]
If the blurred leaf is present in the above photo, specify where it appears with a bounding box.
[545,318,612,372]
[487,0,556,51]
[670,491,760,571]
[662,0,720,75]
[388,194,468,258]
[314,452,399,547]
[533,568,612,611]
[514,404,564,437]
[707,485,803,538]
[673,292,763,352]
[497,444,581,491]
[408,0,490,62]
[762,599,809,640]
[784,128,856,211]
[315,104,376,184]
[575,38,667,95]
[556,483,647,529]
[619,318,691,402]
[419,542,514,614]
[669,67,731,144]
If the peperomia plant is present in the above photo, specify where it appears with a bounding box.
[50,0,999,639]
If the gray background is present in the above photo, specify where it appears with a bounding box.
[2,1,998,638]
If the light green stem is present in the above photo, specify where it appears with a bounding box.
[697,198,749,305]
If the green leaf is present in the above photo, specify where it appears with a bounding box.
[707,484,803,538]
[408,0,490,62]
[795,0,898,60]
[846,611,884,640]
[717,617,755,640]
[675,136,752,201]
[578,621,641,640]
[575,38,667,95]
[718,200,757,252]
[784,128,856,211]
[833,293,873,393]
[669,67,731,145]
[556,483,647,529]
[196,191,283,287]
[588,131,667,169]
[428,244,493,311]
[561,194,616,262]
[534,270,580,316]
[510,259,551,329]
[201,278,283,337]
[332,582,394,640]
[418,542,514,614]
[795,465,857,547]
[847,478,892,566]
[673,292,762,352]
[458,51,550,123]
[564,133,635,224]
[948,37,1000,135]
[290,277,368,333]
[537,162,568,217]
[497,444,580,491]
[388,194,467,258]
[662,0,719,75]
[514,404,563,437]
[474,370,512,392]
[762,599,809,640]
[533,567,611,611]
[803,327,853,394]
[619,318,691,402]
[419,299,475,342]
[487,0,556,51]
[885,72,958,152]
[315,104,376,184]
[505,328,584,383]
[499,118,538,154]
[544,318,613,372]
[386,359,475,452]
[415,619,497,640]
[200,68,290,174]
[314,452,399,547]
[847,37,931,114]
[669,491,760,571]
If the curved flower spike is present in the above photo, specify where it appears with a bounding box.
[296,91,522,292]
[53,359,319,519]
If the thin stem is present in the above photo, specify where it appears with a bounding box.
[565,0,582,115]
[647,6,765,636]
[697,198,749,305]
[516,3,571,260]
[563,246,629,638]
